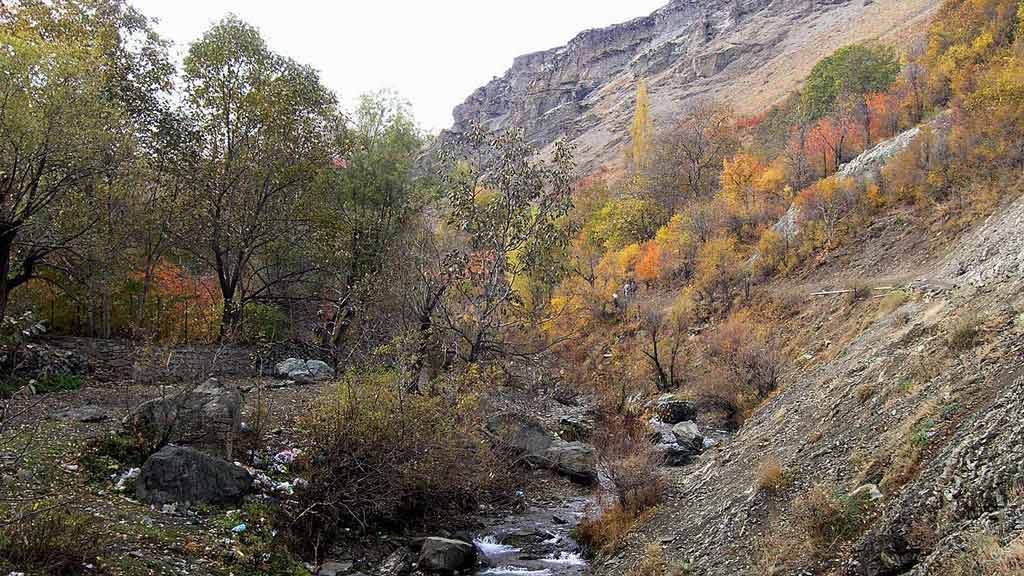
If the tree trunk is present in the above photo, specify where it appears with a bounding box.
[0,229,14,322]
[220,297,243,340]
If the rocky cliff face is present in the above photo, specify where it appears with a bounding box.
[447,0,940,174]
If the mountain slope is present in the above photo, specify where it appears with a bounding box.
[447,0,940,174]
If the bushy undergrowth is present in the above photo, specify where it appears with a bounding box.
[284,368,511,554]
[0,505,102,575]
[792,485,875,550]
[577,403,664,556]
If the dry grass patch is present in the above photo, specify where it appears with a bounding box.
[627,543,689,576]
[792,484,875,551]
[947,314,983,352]
[755,457,791,494]
[937,533,1024,575]
[0,505,103,576]
[877,290,909,316]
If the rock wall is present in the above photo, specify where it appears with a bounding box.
[446,0,941,174]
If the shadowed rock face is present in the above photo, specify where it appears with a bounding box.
[445,0,940,174]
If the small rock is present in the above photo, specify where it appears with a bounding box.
[318,560,353,576]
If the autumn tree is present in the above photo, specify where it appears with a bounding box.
[436,126,575,363]
[628,78,653,175]
[638,303,687,391]
[645,101,738,211]
[178,16,342,337]
[803,43,899,155]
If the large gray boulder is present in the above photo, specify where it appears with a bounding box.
[672,421,704,450]
[487,413,553,466]
[125,378,241,458]
[542,440,598,485]
[136,445,252,506]
[418,537,476,573]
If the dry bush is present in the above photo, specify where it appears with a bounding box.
[755,457,790,494]
[575,503,656,556]
[877,290,909,316]
[938,533,1024,576]
[694,315,784,427]
[579,406,665,556]
[844,281,872,305]
[0,505,102,575]
[855,383,876,403]
[286,368,510,552]
[947,314,982,351]
[792,485,874,551]
[594,406,665,512]
[627,543,688,576]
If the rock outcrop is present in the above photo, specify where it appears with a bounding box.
[124,378,242,458]
[445,0,940,174]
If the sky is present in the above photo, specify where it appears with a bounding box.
[132,0,666,133]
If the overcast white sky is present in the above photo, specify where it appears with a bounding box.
[133,1,666,132]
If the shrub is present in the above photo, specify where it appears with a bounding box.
[844,281,872,304]
[755,457,790,494]
[286,368,510,551]
[627,543,689,576]
[0,505,102,575]
[855,383,876,403]
[877,290,908,316]
[938,532,1024,576]
[947,315,982,351]
[792,485,874,550]
[594,408,664,512]
[578,405,665,556]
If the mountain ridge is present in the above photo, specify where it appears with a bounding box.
[446,0,942,175]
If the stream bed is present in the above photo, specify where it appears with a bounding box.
[473,496,591,576]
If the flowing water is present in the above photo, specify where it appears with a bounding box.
[474,497,591,576]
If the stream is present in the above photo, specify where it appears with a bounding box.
[473,497,591,576]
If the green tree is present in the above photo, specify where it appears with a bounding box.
[318,91,429,354]
[803,43,899,148]
[179,16,342,337]
[0,6,120,322]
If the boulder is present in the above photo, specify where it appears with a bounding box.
[275,358,307,378]
[275,358,335,383]
[305,360,335,381]
[50,404,108,423]
[125,378,241,458]
[671,421,703,450]
[542,440,598,485]
[656,399,697,424]
[136,445,252,505]
[558,414,593,442]
[487,413,552,466]
[657,441,701,467]
[648,419,676,444]
[417,537,476,573]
